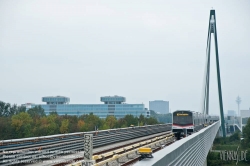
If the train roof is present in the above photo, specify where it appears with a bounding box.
[173,110,192,113]
[173,110,206,114]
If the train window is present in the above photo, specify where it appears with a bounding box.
[173,116,193,125]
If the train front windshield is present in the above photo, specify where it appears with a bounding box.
[173,111,193,126]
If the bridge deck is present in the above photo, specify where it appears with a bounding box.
[27,131,170,166]
[134,121,220,166]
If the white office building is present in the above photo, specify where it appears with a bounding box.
[23,96,148,119]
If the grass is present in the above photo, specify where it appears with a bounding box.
[213,145,239,151]
[207,151,249,166]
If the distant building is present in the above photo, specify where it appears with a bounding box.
[241,109,250,118]
[21,103,36,111]
[42,96,70,105]
[24,95,148,119]
[145,108,150,117]
[227,110,236,116]
[149,100,169,114]
[241,109,250,128]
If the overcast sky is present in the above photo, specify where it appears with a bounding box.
[1,0,249,115]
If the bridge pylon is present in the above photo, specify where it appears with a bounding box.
[203,9,226,137]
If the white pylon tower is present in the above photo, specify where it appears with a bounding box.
[236,96,241,116]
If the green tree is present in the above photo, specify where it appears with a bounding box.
[117,118,127,128]
[150,110,172,123]
[17,106,26,114]
[27,106,46,119]
[229,131,240,142]
[100,123,109,130]
[60,119,69,133]
[47,114,59,135]
[0,101,26,117]
[123,114,137,126]
[105,116,117,129]
[67,115,78,133]
[138,114,145,124]
[85,113,102,131]
[11,112,33,137]
[145,117,158,125]
[34,116,49,136]
[49,111,58,116]
[242,118,250,148]
[0,101,11,117]
[9,104,18,116]
[77,120,85,131]
[0,117,13,139]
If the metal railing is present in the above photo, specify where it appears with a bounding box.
[135,121,220,166]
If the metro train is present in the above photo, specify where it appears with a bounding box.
[172,110,219,137]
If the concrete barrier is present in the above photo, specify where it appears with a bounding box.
[135,121,220,166]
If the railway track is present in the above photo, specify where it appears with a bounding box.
[67,132,175,166]
[0,124,171,166]
[121,140,174,166]
[51,131,172,166]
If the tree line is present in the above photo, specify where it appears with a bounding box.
[0,101,159,140]
[150,110,172,123]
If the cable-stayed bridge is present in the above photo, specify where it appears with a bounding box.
[0,9,228,166]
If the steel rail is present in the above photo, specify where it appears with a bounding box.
[0,124,171,165]
[67,133,175,166]
[0,124,170,146]
[49,131,172,166]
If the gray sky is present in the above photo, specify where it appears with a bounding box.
[1,0,250,115]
